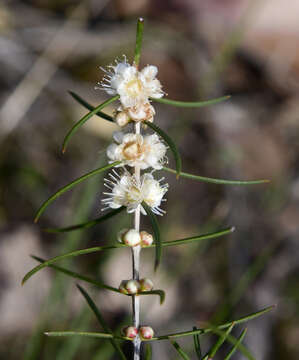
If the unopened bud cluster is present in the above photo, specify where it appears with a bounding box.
[122,325,154,340]
[118,229,153,247]
[119,278,153,295]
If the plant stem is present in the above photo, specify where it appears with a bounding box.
[132,121,141,359]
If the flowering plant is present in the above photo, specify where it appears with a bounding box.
[23,18,274,360]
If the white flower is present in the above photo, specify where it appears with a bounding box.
[102,171,168,215]
[99,58,164,108]
[107,131,167,170]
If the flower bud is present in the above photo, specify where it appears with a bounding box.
[122,326,138,339]
[125,279,140,294]
[140,231,153,247]
[119,229,141,247]
[116,111,130,127]
[139,326,154,340]
[139,278,154,292]
[119,280,129,294]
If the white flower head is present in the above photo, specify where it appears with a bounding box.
[107,131,167,170]
[99,57,164,108]
[102,170,168,216]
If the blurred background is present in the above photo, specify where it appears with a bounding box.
[1,0,299,359]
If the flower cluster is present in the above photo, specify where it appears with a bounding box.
[117,229,153,247]
[122,326,154,340]
[119,278,154,295]
[107,132,167,170]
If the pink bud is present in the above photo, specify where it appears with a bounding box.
[139,278,154,292]
[140,231,153,247]
[139,326,154,340]
[122,326,138,339]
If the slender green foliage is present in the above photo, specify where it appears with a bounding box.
[171,341,191,360]
[163,167,270,185]
[144,344,152,359]
[44,207,125,233]
[34,162,120,222]
[68,91,114,122]
[224,328,247,360]
[151,95,230,107]
[77,285,126,360]
[150,305,274,340]
[193,327,202,359]
[31,256,165,304]
[23,227,233,284]
[206,323,235,359]
[134,18,144,67]
[62,95,119,153]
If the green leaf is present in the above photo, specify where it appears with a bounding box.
[68,91,114,122]
[134,18,144,67]
[142,202,162,270]
[22,244,126,285]
[155,227,235,248]
[208,323,234,358]
[163,167,270,185]
[224,328,247,360]
[193,327,202,360]
[150,305,274,341]
[62,95,119,152]
[30,256,165,306]
[45,331,124,340]
[43,207,125,233]
[145,343,152,359]
[31,255,121,293]
[208,328,254,360]
[24,227,233,284]
[151,95,230,108]
[77,285,126,360]
[170,341,191,360]
[145,121,182,177]
[139,290,165,305]
[34,162,120,223]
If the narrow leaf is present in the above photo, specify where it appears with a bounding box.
[150,305,274,340]
[150,227,235,248]
[163,167,270,185]
[145,121,182,177]
[24,227,234,284]
[44,207,125,233]
[31,256,165,305]
[22,244,126,285]
[34,162,120,223]
[45,331,124,340]
[139,290,165,305]
[224,328,247,360]
[134,18,144,67]
[208,328,254,360]
[171,341,191,360]
[193,327,202,359]
[208,323,234,358]
[151,95,230,108]
[142,202,162,270]
[68,91,114,122]
[62,95,119,152]
[77,285,126,360]
[31,255,120,293]
[145,343,152,360]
